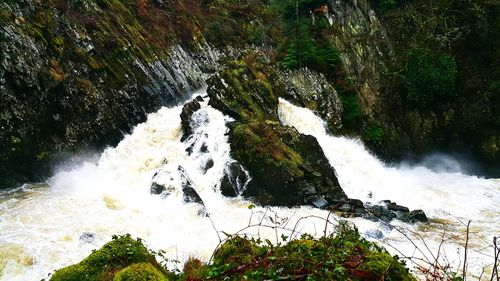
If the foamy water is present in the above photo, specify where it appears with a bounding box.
[0,94,498,280]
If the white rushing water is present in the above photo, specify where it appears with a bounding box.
[0,93,498,280]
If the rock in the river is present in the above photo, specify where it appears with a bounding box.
[79,232,95,243]
[179,167,204,206]
[180,96,204,141]
[220,162,248,197]
[329,199,428,224]
[403,209,428,223]
[207,53,346,206]
[150,182,167,195]
[384,200,410,213]
[202,158,214,174]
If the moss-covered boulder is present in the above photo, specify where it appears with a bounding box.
[207,52,346,206]
[50,235,164,281]
[113,263,168,281]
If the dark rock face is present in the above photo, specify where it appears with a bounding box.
[207,53,346,206]
[277,69,343,132]
[0,2,220,188]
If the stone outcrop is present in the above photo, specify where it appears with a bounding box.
[0,1,220,187]
[277,68,343,132]
[206,52,347,206]
[327,0,393,118]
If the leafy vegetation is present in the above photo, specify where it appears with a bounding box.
[50,223,416,281]
[404,49,457,109]
[50,235,164,281]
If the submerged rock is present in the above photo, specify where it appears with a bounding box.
[79,232,95,243]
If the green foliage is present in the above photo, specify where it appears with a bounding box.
[113,263,168,281]
[369,0,400,13]
[364,123,384,142]
[339,93,362,130]
[404,49,457,109]
[271,0,342,75]
[50,235,159,281]
[204,221,415,281]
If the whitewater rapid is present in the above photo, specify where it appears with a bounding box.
[0,93,498,280]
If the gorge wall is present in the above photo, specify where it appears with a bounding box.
[1,0,498,188]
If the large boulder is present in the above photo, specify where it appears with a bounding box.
[207,52,346,206]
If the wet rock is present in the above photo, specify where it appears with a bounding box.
[202,159,214,174]
[180,98,203,142]
[403,209,428,223]
[200,143,209,153]
[364,205,397,222]
[79,232,95,243]
[179,166,204,205]
[150,182,167,195]
[277,69,343,132]
[365,229,384,239]
[385,201,410,213]
[329,198,425,224]
[308,196,329,209]
[329,198,366,217]
[183,186,204,205]
[220,162,248,197]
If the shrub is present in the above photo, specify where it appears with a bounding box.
[404,49,457,109]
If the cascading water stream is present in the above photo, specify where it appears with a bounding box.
[0,93,498,280]
[0,93,339,281]
[278,98,500,277]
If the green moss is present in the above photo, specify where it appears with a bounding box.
[231,122,305,179]
[363,122,385,142]
[50,235,158,281]
[113,263,168,281]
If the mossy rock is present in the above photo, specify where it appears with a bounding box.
[113,263,168,281]
[207,52,346,207]
[50,235,158,281]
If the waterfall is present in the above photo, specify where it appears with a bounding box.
[0,94,498,280]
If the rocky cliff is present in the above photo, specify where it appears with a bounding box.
[0,0,221,187]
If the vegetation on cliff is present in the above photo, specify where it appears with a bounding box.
[50,223,416,281]
[367,0,500,168]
